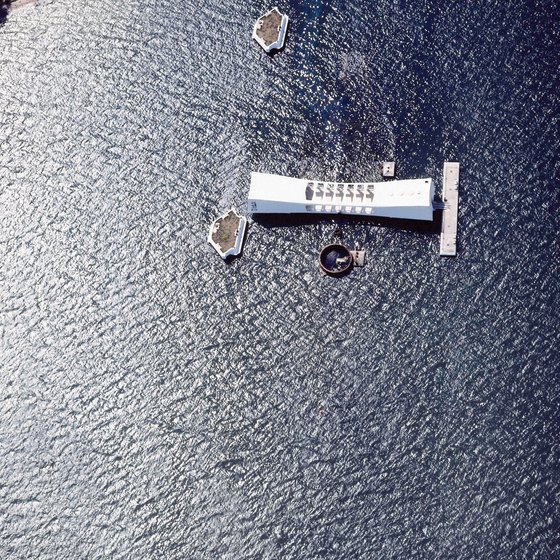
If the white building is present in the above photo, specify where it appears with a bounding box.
[248,172,435,221]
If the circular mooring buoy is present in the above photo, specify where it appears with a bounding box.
[319,243,353,276]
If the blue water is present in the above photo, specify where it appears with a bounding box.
[0,1,558,558]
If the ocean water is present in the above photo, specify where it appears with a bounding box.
[0,1,559,558]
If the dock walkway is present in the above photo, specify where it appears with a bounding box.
[440,162,460,256]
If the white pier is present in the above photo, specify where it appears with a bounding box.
[440,162,460,256]
[248,172,435,221]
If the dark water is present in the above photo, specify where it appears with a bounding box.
[1,1,559,558]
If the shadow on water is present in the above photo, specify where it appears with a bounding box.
[265,45,284,58]
[0,2,9,25]
[252,212,442,236]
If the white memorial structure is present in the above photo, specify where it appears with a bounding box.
[248,172,436,221]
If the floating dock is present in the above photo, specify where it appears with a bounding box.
[440,162,460,256]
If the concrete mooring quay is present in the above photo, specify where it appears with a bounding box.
[440,162,460,256]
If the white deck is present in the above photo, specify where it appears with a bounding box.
[248,172,435,221]
[440,162,460,256]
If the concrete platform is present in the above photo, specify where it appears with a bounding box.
[351,250,366,266]
[382,162,395,177]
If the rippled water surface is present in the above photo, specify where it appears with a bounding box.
[1,1,559,558]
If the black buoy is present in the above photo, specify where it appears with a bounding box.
[319,243,353,276]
